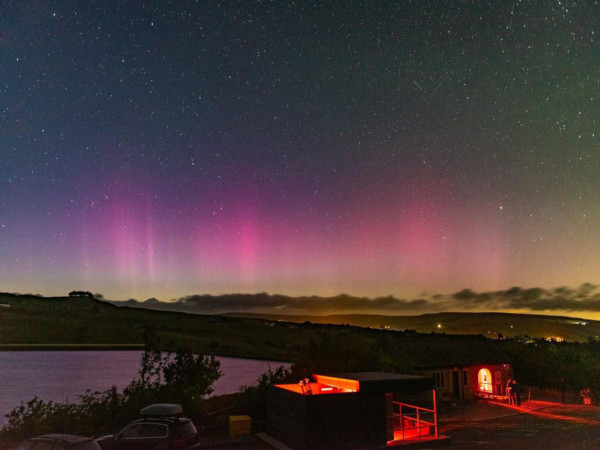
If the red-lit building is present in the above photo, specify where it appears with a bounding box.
[267,372,449,449]
[418,362,512,401]
[394,333,514,402]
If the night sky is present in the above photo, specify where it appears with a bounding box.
[1,1,599,314]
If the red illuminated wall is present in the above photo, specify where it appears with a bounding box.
[313,374,360,392]
[275,374,360,396]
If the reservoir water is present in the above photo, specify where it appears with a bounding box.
[0,351,290,426]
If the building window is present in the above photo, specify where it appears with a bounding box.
[433,371,445,388]
[463,370,468,385]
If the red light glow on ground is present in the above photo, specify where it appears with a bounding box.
[491,400,600,426]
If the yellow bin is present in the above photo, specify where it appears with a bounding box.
[229,415,252,437]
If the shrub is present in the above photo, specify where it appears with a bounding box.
[0,348,222,440]
[236,365,291,428]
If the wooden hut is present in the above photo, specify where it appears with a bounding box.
[419,362,512,402]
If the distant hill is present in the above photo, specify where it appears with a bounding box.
[103,292,600,342]
[0,292,303,360]
[221,311,600,342]
[0,292,515,373]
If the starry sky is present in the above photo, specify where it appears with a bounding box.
[1,1,599,315]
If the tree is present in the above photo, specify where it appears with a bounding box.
[1,348,222,439]
[237,366,291,427]
[125,348,222,420]
[143,324,161,351]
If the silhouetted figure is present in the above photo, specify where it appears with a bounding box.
[511,379,521,406]
[581,387,592,405]
[506,378,513,404]
[299,378,312,395]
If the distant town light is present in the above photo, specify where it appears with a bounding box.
[437,323,442,329]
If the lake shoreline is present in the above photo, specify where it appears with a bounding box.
[0,344,144,351]
[0,351,292,429]
[0,345,292,364]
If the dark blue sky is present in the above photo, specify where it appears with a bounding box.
[1,1,599,315]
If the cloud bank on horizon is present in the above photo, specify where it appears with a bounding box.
[113,283,600,318]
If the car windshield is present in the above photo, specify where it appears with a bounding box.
[140,423,169,438]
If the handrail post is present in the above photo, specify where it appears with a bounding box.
[401,404,404,441]
[433,388,438,438]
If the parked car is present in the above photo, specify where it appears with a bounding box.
[96,404,200,450]
[12,433,101,450]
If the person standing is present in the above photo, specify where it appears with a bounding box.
[512,379,521,406]
[580,387,592,405]
[506,378,513,404]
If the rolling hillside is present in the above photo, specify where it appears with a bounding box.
[224,311,600,342]
[4,292,600,397]
[0,293,308,360]
[0,292,516,375]
[3,293,598,349]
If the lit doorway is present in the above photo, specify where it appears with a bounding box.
[478,368,492,394]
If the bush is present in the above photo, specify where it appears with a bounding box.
[0,348,222,440]
[236,365,291,428]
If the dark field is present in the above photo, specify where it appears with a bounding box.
[228,311,600,342]
[0,293,310,360]
[440,400,600,449]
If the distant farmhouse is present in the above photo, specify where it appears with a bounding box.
[68,291,94,299]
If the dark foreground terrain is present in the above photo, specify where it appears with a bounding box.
[122,400,600,449]
[191,400,600,449]
[440,400,600,449]
[1,397,596,449]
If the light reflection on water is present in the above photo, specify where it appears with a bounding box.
[0,351,290,426]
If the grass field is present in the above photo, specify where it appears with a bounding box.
[0,293,324,360]
[226,311,600,342]
[0,292,516,372]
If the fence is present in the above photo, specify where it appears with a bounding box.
[391,395,438,441]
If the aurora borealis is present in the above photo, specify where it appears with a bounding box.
[1,1,599,315]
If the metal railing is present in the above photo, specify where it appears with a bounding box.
[391,393,438,441]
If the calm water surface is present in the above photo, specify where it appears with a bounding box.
[0,351,290,425]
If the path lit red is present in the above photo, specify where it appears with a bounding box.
[491,400,600,425]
